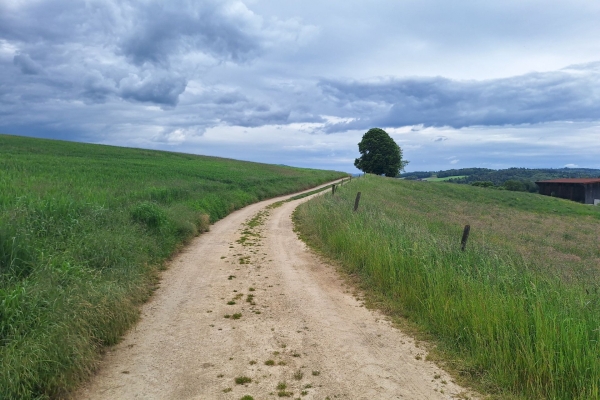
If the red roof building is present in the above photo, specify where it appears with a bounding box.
[535,178,600,205]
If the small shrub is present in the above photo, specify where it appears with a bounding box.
[197,213,210,232]
[470,181,495,188]
[130,202,167,230]
[293,370,303,380]
[235,376,252,385]
[503,179,526,192]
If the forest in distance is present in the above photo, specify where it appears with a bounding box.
[400,167,600,192]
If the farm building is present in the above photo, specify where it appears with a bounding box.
[535,178,600,205]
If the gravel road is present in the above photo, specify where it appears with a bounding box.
[76,182,474,400]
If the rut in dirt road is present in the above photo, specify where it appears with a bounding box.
[76,183,476,400]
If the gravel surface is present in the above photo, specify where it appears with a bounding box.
[76,181,475,400]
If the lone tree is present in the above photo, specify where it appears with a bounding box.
[354,128,408,177]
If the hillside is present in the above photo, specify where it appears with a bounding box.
[294,176,600,399]
[0,134,346,398]
[402,167,600,189]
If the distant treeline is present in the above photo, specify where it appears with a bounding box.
[401,167,600,192]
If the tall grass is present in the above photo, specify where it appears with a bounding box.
[294,175,600,399]
[0,134,345,398]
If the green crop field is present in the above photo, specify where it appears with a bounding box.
[0,134,346,399]
[294,175,600,400]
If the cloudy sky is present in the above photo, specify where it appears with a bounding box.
[1,0,600,173]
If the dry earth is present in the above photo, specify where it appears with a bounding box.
[76,182,475,400]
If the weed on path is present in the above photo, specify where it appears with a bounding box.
[210,206,324,399]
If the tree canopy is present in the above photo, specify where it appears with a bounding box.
[402,167,600,184]
[354,128,408,177]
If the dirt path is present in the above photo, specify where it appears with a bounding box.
[76,182,474,400]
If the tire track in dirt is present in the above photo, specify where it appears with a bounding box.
[75,181,476,400]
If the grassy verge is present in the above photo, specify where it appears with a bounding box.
[294,174,600,399]
[0,134,346,399]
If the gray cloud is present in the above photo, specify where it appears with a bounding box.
[81,71,118,104]
[320,62,600,131]
[119,72,187,106]
[13,53,44,75]
[226,108,290,128]
[0,0,303,111]
[0,0,266,67]
[0,1,106,43]
[1,0,600,173]
[119,1,263,66]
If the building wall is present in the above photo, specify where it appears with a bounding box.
[538,183,586,203]
[585,183,600,204]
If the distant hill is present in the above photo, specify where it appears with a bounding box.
[401,167,600,191]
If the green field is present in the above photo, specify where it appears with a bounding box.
[0,134,346,399]
[294,175,600,399]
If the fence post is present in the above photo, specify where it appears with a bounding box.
[461,225,471,251]
[332,184,336,195]
[354,192,361,212]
